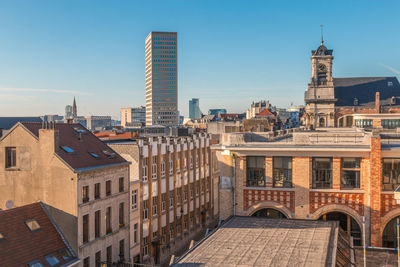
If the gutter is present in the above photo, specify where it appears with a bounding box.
[74,161,130,173]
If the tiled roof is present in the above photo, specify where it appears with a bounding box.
[334,77,400,106]
[0,117,42,130]
[21,122,127,171]
[256,109,274,117]
[95,131,138,140]
[0,202,77,267]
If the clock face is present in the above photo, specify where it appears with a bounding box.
[318,64,326,72]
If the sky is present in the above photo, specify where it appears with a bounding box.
[0,0,399,119]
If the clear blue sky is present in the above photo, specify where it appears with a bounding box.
[0,0,399,119]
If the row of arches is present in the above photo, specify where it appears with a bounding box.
[250,207,400,248]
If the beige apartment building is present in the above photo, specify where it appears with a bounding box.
[213,126,400,248]
[109,133,219,266]
[145,31,178,126]
[0,122,130,267]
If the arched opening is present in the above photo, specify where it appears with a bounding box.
[251,208,287,219]
[317,64,327,85]
[338,117,344,127]
[318,212,361,246]
[383,216,400,248]
[319,117,325,127]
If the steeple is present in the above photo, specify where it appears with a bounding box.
[320,24,324,45]
[72,97,77,119]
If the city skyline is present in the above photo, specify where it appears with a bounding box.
[0,0,399,119]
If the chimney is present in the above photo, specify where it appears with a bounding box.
[39,123,60,154]
[67,118,73,124]
[375,92,380,113]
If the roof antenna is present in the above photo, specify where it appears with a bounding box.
[320,24,324,45]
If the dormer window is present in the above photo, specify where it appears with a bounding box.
[388,81,393,87]
[61,146,75,153]
[353,98,359,106]
[89,152,100,158]
[102,150,116,158]
[25,219,41,232]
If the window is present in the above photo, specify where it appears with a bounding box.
[152,156,158,178]
[169,191,174,207]
[5,147,16,168]
[119,177,124,192]
[341,158,361,189]
[82,186,89,203]
[190,183,194,200]
[169,158,173,174]
[45,254,60,266]
[196,181,200,196]
[25,219,41,232]
[184,215,188,230]
[28,261,44,267]
[152,196,158,215]
[95,210,101,238]
[273,157,292,188]
[246,156,265,187]
[161,193,166,212]
[184,185,188,201]
[153,230,158,238]
[83,257,89,267]
[177,190,181,205]
[142,237,149,256]
[94,183,100,199]
[161,159,166,177]
[184,157,187,171]
[95,251,101,267]
[107,246,112,263]
[60,146,75,153]
[143,200,149,219]
[106,207,112,234]
[190,212,194,227]
[59,248,72,260]
[132,189,138,210]
[161,226,166,243]
[83,214,89,243]
[176,155,180,172]
[0,232,4,241]
[119,239,125,259]
[142,158,148,181]
[169,223,174,239]
[312,158,332,189]
[190,156,193,169]
[106,180,111,196]
[133,223,138,244]
[383,158,400,191]
[119,203,125,227]
[89,152,100,158]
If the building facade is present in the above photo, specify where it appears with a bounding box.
[109,133,219,266]
[121,106,146,128]
[0,122,130,266]
[145,32,178,126]
[189,98,201,120]
[304,40,400,128]
[246,100,271,119]
[208,109,227,116]
[213,128,400,248]
[85,116,112,131]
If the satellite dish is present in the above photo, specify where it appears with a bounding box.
[5,200,14,209]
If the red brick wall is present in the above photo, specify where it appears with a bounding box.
[370,136,382,246]
[309,192,364,216]
[243,189,294,213]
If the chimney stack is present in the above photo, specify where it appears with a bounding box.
[375,92,380,113]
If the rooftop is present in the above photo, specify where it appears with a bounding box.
[174,216,338,267]
[19,122,127,171]
[0,202,78,267]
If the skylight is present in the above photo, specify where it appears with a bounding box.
[74,128,87,133]
[89,152,100,158]
[59,248,73,260]
[45,254,60,266]
[25,218,41,232]
[102,150,116,158]
[61,146,75,153]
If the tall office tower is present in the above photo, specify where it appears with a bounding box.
[145,32,178,126]
[65,105,73,120]
[189,98,201,119]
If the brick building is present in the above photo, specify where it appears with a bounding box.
[213,128,400,248]
[0,122,130,266]
[108,133,219,265]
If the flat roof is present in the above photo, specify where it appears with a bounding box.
[174,216,338,267]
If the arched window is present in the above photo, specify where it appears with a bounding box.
[317,64,327,85]
[319,212,361,246]
[319,117,325,127]
[383,216,400,248]
[251,208,287,219]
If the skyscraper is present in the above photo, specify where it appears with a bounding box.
[145,32,178,126]
[189,98,201,119]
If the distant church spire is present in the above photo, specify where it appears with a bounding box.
[320,24,324,45]
[72,97,77,119]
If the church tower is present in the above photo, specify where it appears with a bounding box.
[72,97,77,119]
[304,36,336,128]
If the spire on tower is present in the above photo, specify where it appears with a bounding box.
[320,24,324,45]
[72,97,77,118]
